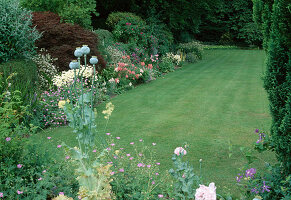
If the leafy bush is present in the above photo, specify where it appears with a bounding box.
[185,53,200,63]
[32,11,106,72]
[106,12,145,30]
[159,56,175,73]
[178,41,204,61]
[31,48,58,90]
[146,14,174,55]
[0,0,40,63]
[20,0,98,29]
[0,141,78,199]
[94,29,115,46]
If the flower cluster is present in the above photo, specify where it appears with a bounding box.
[195,183,217,200]
[31,48,58,90]
[52,65,97,87]
[236,167,271,195]
[165,52,181,65]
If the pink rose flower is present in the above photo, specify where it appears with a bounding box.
[158,194,163,198]
[57,145,62,148]
[17,164,22,168]
[195,182,216,200]
[92,149,97,152]
[17,190,23,194]
[106,132,111,135]
[47,137,51,139]
[116,137,120,139]
[0,192,3,197]
[6,137,11,142]
[141,62,145,66]
[174,147,187,156]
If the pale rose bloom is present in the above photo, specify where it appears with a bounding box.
[195,182,216,200]
[141,62,145,66]
[174,147,187,156]
[109,78,115,83]
[115,78,120,84]
[129,82,132,86]
[140,69,144,73]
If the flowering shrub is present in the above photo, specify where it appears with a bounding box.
[52,65,97,87]
[31,48,58,90]
[39,80,107,128]
[178,41,204,63]
[165,52,182,66]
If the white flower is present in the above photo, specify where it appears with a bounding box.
[140,69,144,73]
[129,82,132,86]
[109,78,115,83]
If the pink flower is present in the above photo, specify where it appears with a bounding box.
[38,177,43,181]
[106,133,111,136]
[111,143,115,146]
[141,62,145,66]
[65,156,70,160]
[93,149,97,152]
[42,170,47,173]
[129,157,134,160]
[125,75,128,78]
[156,163,160,165]
[130,142,134,145]
[152,181,155,185]
[59,192,64,195]
[152,143,156,146]
[47,137,51,139]
[17,190,23,194]
[119,168,124,172]
[115,78,120,84]
[116,137,120,139]
[110,172,115,175]
[139,153,143,156]
[158,194,163,198]
[155,173,159,176]
[107,148,111,151]
[5,137,11,141]
[0,192,3,197]
[195,183,216,200]
[17,164,22,168]
[57,145,62,148]
[137,163,143,167]
[126,154,131,157]
[174,147,187,156]
[147,165,151,168]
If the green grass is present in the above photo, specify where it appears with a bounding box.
[30,49,275,197]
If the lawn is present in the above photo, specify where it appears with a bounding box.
[30,49,275,197]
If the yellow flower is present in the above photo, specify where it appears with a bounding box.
[102,102,114,119]
[115,150,120,155]
[58,99,70,109]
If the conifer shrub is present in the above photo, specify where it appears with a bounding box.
[263,0,291,176]
[32,11,106,72]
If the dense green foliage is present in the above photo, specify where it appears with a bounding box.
[198,0,262,45]
[261,0,291,175]
[0,0,40,63]
[20,0,98,29]
[0,60,39,107]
